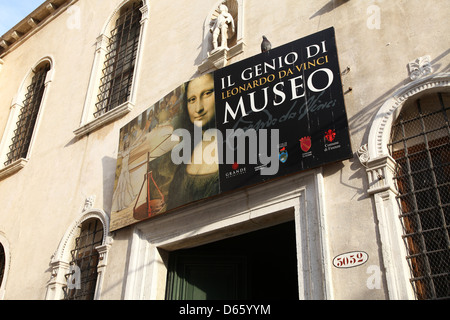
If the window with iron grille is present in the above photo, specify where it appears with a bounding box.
[63,218,104,300]
[94,1,143,118]
[389,92,450,300]
[0,243,5,289]
[4,64,50,167]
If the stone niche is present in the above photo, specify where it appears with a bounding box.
[198,0,244,73]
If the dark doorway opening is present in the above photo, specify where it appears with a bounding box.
[165,220,298,300]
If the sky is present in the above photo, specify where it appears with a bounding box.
[0,0,44,36]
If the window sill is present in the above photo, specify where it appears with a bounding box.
[74,101,134,138]
[0,158,28,181]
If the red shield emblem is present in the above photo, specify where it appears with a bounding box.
[325,129,336,142]
[300,137,311,152]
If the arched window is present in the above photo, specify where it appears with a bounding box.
[63,218,104,300]
[95,1,143,118]
[0,234,10,300]
[0,58,53,180]
[46,208,112,301]
[0,243,5,291]
[75,0,148,137]
[389,92,450,299]
[4,63,50,166]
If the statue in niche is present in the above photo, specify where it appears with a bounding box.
[210,3,235,53]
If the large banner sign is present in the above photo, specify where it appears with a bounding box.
[110,27,352,231]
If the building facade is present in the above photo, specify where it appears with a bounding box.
[0,0,448,300]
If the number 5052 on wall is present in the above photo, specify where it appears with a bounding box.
[333,251,369,269]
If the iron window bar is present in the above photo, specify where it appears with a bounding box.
[389,92,450,300]
[94,1,143,118]
[391,125,450,147]
[4,64,50,167]
[63,219,104,300]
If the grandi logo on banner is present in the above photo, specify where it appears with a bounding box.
[110,27,352,231]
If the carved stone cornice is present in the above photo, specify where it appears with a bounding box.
[95,34,110,52]
[357,144,369,168]
[74,101,134,138]
[139,4,149,24]
[408,55,432,81]
[0,159,28,181]
[198,41,245,73]
[365,155,398,195]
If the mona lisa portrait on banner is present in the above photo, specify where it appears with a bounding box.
[110,74,221,231]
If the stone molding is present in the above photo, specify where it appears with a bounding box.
[367,73,450,161]
[0,159,28,181]
[408,55,432,81]
[74,101,134,138]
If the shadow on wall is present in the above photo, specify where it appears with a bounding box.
[103,156,118,216]
[310,0,351,19]
[347,48,450,147]
[322,49,450,202]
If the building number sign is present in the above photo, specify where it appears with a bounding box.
[333,251,369,269]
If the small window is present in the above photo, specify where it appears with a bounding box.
[389,92,450,300]
[63,218,104,300]
[94,1,143,118]
[4,63,50,166]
